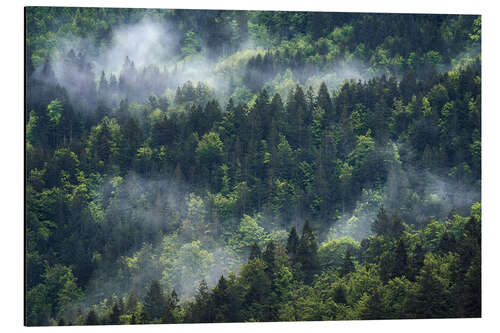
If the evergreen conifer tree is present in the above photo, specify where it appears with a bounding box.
[143,280,165,321]
[297,220,319,283]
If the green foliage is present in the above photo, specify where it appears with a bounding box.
[26,110,39,145]
[174,241,214,296]
[143,280,165,321]
[86,117,121,167]
[318,237,360,272]
[26,284,51,326]
[297,221,320,284]
[196,131,224,167]
[230,214,268,254]
[181,31,201,59]
[25,8,481,325]
[47,99,63,125]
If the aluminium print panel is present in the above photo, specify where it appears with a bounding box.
[25,6,481,326]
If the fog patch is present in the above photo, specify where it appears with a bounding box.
[328,144,480,241]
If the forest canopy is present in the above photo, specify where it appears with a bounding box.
[25,7,481,326]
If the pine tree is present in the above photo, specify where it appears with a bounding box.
[439,231,457,253]
[372,206,391,236]
[391,212,406,238]
[262,241,277,277]
[394,238,409,278]
[85,309,99,325]
[109,302,121,325]
[98,71,108,98]
[340,248,355,277]
[249,242,262,261]
[125,290,139,314]
[143,280,165,321]
[190,280,212,323]
[212,275,231,322]
[120,117,142,168]
[286,226,299,262]
[162,290,179,323]
[463,253,481,317]
[317,82,334,123]
[410,243,426,281]
[297,220,319,283]
[85,309,100,325]
[414,256,450,318]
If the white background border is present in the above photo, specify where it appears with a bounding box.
[2,0,498,332]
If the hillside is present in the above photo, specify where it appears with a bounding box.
[25,8,481,325]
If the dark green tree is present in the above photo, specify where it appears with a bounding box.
[143,280,165,321]
[262,241,277,277]
[317,82,334,123]
[212,275,238,322]
[85,309,99,325]
[108,302,121,325]
[394,238,409,278]
[286,226,299,262]
[297,220,320,283]
[162,290,179,323]
[339,248,355,277]
[249,242,262,261]
[372,206,391,236]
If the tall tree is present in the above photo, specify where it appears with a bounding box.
[339,248,355,277]
[143,280,165,321]
[249,242,262,261]
[286,226,299,262]
[297,220,319,284]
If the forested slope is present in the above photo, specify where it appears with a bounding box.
[25,7,481,325]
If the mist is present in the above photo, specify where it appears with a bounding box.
[67,170,293,319]
[25,9,481,325]
[95,19,178,75]
[328,143,481,241]
[32,16,388,116]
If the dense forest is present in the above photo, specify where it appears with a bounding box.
[25,7,481,325]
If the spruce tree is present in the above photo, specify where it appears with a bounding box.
[212,276,231,322]
[286,226,299,262]
[297,220,320,284]
[262,241,277,277]
[191,280,212,323]
[391,212,406,238]
[317,82,333,123]
[249,242,262,261]
[372,206,391,236]
[143,280,165,321]
[125,290,139,314]
[109,302,121,325]
[410,243,426,281]
[463,254,481,317]
[394,238,409,278]
[414,256,450,318]
[340,248,355,277]
[439,232,457,253]
[162,290,179,323]
[85,309,99,325]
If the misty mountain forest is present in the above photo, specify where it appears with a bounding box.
[25,7,481,326]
